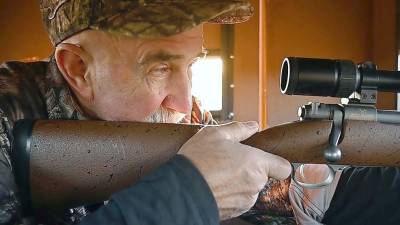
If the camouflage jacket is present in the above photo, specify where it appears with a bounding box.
[0,57,295,225]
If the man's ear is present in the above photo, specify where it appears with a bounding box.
[55,43,93,100]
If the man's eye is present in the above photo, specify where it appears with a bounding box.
[149,64,172,77]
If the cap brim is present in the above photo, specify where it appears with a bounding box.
[90,1,253,38]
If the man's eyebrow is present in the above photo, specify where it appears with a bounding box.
[138,51,183,66]
[138,51,205,66]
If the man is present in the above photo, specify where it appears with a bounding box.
[0,0,292,224]
[2,1,400,225]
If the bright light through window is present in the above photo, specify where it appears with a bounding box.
[191,57,223,111]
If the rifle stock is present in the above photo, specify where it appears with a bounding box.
[11,120,400,210]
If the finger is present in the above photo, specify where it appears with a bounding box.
[262,151,292,180]
[218,121,259,142]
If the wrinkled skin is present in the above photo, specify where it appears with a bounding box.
[55,26,204,123]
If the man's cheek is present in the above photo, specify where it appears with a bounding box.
[140,95,167,117]
[127,83,165,111]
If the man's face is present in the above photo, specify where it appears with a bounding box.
[81,26,203,123]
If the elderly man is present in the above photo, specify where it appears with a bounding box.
[2,1,400,225]
[0,0,294,225]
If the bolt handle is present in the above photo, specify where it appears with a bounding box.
[324,106,343,163]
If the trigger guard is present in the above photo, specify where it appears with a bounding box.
[290,163,335,189]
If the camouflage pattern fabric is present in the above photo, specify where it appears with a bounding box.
[39,0,254,45]
[242,178,296,225]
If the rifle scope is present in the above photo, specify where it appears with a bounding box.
[280,57,400,98]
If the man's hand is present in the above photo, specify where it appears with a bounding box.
[178,121,291,220]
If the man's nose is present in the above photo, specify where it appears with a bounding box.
[162,71,192,114]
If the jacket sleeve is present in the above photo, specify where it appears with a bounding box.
[322,166,400,225]
[79,155,219,225]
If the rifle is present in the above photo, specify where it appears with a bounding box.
[11,57,400,213]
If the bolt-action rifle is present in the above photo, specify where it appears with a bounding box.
[11,57,400,215]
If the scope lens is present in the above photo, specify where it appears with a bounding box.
[280,58,290,94]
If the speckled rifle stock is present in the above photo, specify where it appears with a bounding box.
[12,120,400,210]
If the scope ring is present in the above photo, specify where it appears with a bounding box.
[290,163,335,189]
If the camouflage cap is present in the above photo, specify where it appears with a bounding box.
[39,0,254,45]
